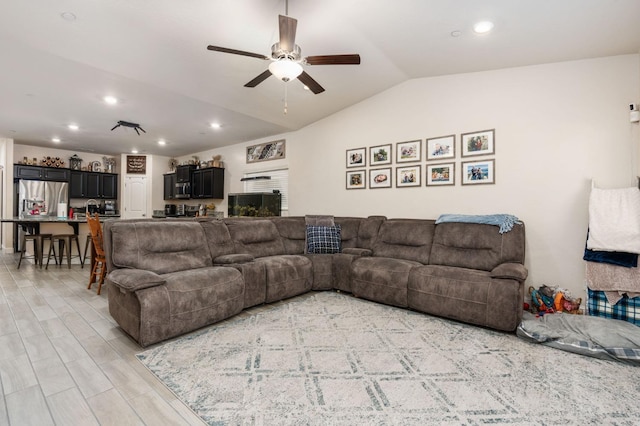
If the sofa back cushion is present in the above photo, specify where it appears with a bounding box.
[110,221,212,274]
[272,217,306,254]
[198,219,236,259]
[373,219,435,264]
[225,219,286,258]
[429,222,526,271]
[334,217,362,249]
[357,216,386,249]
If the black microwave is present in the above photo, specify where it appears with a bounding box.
[175,182,191,199]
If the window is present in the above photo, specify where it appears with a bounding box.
[243,168,289,211]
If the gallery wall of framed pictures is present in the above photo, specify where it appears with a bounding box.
[345,129,496,189]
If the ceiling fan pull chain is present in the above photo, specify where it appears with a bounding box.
[284,84,288,115]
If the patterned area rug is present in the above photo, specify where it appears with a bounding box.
[137,292,640,425]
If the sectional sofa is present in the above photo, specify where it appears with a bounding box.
[103,216,527,347]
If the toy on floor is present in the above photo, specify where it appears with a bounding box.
[528,285,582,315]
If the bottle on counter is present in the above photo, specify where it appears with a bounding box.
[69,207,74,219]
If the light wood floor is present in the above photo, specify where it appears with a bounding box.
[0,253,206,425]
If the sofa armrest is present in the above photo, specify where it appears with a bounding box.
[342,248,372,257]
[491,263,528,282]
[108,269,166,292]
[214,253,255,265]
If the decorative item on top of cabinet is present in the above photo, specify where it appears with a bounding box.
[40,156,65,167]
[69,154,82,170]
[103,157,116,173]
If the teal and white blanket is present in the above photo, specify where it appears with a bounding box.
[435,213,521,234]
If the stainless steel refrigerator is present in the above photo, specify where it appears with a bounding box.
[17,179,68,217]
[15,179,69,252]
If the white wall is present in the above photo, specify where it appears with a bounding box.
[190,54,640,300]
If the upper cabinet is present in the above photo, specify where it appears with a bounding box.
[14,165,70,182]
[69,171,118,199]
[163,173,177,200]
[191,167,224,199]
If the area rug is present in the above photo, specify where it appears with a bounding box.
[137,291,640,425]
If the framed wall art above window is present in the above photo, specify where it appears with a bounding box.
[246,139,286,163]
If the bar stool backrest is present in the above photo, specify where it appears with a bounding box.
[87,213,105,258]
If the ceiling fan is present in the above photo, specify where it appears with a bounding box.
[206,1,360,94]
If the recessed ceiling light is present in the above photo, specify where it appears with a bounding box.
[473,21,494,34]
[67,123,79,131]
[103,95,118,105]
[60,12,76,21]
[157,140,166,146]
[303,85,310,91]
[131,149,139,154]
[210,123,221,129]
[52,137,61,143]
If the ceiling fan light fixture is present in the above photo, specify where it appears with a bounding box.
[269,59,303,82]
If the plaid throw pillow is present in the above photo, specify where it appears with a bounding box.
[306,225,342,254]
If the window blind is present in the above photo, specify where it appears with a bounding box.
[243,168,289,210]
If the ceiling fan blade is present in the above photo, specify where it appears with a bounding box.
[297,71,325,94]
[305,54,361,65]
[244,69,273,88]
[278,15,298,52]
[207,45,269,60]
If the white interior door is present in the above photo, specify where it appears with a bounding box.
[123,176,147,218]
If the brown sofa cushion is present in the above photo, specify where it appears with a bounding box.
[108,269,166,292]
[110,222,212,274]
[373,219,435,264]
[226,219,286,258]
[430,222,526,272]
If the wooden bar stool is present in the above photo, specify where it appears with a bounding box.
[46,234,83,269]
[82,234,92,268]
[18,233,53,268]
[87,214,107,295]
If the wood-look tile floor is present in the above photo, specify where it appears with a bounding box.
[0,254,206,426]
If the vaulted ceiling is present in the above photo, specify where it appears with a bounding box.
[1,0,639,157]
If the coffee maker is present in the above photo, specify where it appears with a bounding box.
[104,200,117,215]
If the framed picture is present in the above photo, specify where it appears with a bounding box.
[370,144,392,166]
[461,159,495,185]
[346,170,366,189]
[346,147,366,168]
[246,139,286,163]
[426,162,455,186]
[126,155,146,174]
[396,165,421,187]
[396,140,421,163]
[426,135,455,160]
[461,129,495,157]
[369,167,392,188]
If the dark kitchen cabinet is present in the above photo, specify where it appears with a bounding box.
[14,165,70,181]
[176,165,195,183]
[100,173,118,199]
[70,171,118,199]
[163,173,177,200]
[191,167,224,199]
